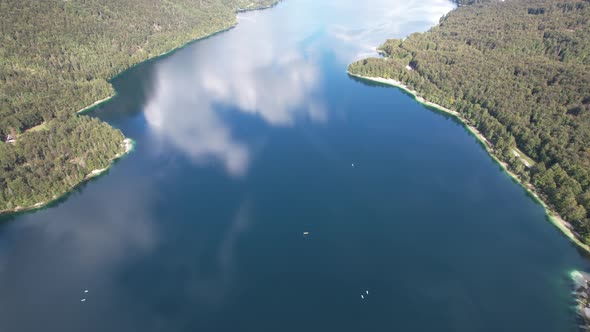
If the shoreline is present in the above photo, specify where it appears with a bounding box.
[2,2,280,217]
[0,138,134,216]
[348,72,590,255]
[76,22,242,116]
[571,270,590,326]
[106,2,281,83]
[77,95,115,114]
[80,1,283,115]
[236,1,280,13]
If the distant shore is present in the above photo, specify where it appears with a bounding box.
[0,138,134,216]
[348,72,590,254]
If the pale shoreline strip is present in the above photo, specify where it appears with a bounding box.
[348,72,590,254]
[77,95,115,114]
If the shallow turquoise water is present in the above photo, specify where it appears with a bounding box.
[1,0,589,331]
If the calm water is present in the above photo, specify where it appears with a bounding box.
[1,0,589,331]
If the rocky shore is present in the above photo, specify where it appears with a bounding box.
[571,270,590,330]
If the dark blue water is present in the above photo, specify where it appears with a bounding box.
[1,0,588,331]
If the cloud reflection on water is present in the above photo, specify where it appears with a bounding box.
[144,11,324,176]
[185,200,252,308]
[0,180,158,331]
[327,0,456,62]
[143,0,454,178]
[0,1,464,331]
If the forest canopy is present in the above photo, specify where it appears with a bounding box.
[349,0,590,242]
[0,0,277,211]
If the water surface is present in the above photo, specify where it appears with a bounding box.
[1,0,588,331]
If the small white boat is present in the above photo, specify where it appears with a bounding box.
[81,299,86,302]
[361,295,364,299]
[366,290,369,294]
[303,232,309,235]
[84,290,89,293]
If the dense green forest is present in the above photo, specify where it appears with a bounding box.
[349,0,590,242]
[0,0,277,211]
[0,116,125,210]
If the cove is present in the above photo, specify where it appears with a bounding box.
[0,0,589,331]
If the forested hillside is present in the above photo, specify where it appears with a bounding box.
[349,0,590,241]
[0,0,277,212]
[0,116,126,210]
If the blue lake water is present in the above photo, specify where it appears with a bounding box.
[1,0,589,331]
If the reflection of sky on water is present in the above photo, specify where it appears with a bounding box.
[0,180,158,331]
[0,2,456,326]
[144,0,454,177]
[327,0,455,61]
[0,174,256,330]
[0,182,157,272]
[144,7,325,176]
[6,2,578,331]
[185,200,252,307]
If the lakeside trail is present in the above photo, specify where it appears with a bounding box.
[348,72,590,255]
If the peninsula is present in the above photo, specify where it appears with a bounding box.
[0,0,278,213]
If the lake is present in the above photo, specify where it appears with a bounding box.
[1,0,588,331]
